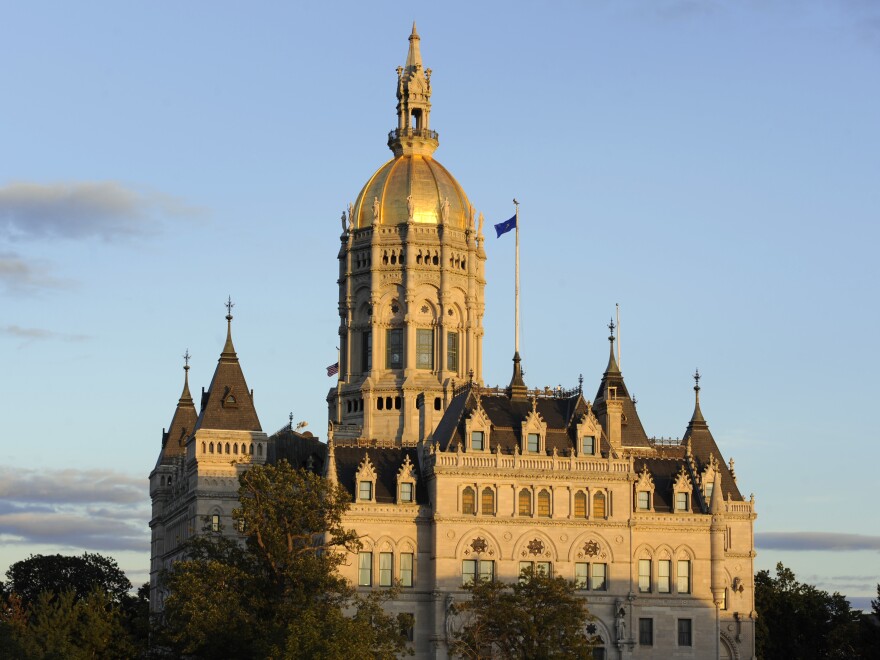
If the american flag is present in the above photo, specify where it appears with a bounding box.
[326,362,339,377]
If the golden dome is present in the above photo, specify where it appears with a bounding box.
[353,154,471,230]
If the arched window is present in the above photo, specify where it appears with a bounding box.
[481,488,495,515]
[257,444,263,457]
[518,489,532,516]
[225,443,231,454]
[593,492,607,519]
[249,443,254,454]
[574,491,587,518]
[201,441,206,453]
[537,490,551,517]
[233,443,239,455]
[462,487,476,515]
[209,442,214,454]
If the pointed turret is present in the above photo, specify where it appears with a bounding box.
[686,369,708,432]
[593,319,649,448]
[156,352,199,466]
[389,23,438,157]
[194,299,262,433]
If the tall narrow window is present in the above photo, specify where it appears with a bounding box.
[400,553,414,587]
[677,560,691,594]
[386,328,403,369]
[359,481,373,501]
[639,618,654,645]
[379,552,393,587]
[362,331,372,371]
[675,492,689,512]
[471,431,484,450]
[527,433,540,453]
[591,563,607,591]
[575,563,588,589]
[518,489,532,516]
[639,559,652,592]
[400,482,413,503]
[478,560,494,582]
[211,514,220,532]
[705,482,714,506]
[535,562,552,577]
[677,619,692,646]
[481,488,495,515]
[593,492,607,519]
[358,552,372,586]
[537,489,551,517]
[462,487,476,515]
[416,328,433,370]
[658,559,671,593]
[447,331,459,372]
[637,491,650,510]
[574,491,587,518]
[462,560,477,585]
[582,435,595,455]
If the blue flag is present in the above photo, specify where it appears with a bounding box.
[494,215,516,238]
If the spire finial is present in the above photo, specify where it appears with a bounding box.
[225,296,235,321]
[608,318,616,344]
[694,368,701,400]
[289,412,294,430]
[183,349,191,371]
[221,297,238,361]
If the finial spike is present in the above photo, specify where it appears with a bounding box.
[183,349,191,371]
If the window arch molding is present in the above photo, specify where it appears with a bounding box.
[355,453,377,503]
[634,465,656,512]
[512,530,558,563]
[567,532,614,563]
[572,489,589,519]
[520,397,548,454]
[464,399,492,452]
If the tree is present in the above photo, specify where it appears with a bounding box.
[450,565,596,659]
[159,460,411,659]
[755,562,862,660]
[4,552,131,607]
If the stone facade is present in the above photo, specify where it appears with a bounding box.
[149,24,757,660]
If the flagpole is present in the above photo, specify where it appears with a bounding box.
[513,198,520,355]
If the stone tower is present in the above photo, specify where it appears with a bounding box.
[328,23,486,445]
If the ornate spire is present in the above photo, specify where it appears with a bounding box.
[179,349,193,405]
[688,368,708,430]
[508,351,528,401]
[221,296,237,362]
[389,24,438,157]
[605,318,621,375]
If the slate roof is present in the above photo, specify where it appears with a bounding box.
[592,343,650,448]
[333,446,427,504]
[156,367,198,467]
[683,402,744,505]
[194,316,262,433]
[272,428,326,474]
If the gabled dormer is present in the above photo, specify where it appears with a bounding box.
[634,465,656,512]
[464,396,492,452]
[574,405,602,457]
[520,396,548,454]
[397,454,417,504]
[355,454,377,503]
[673,465,694,513]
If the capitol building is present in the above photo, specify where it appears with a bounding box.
[149,25,757,660]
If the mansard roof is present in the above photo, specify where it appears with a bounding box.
[194,315,262,433]
[433,386,591,455]
[271,427,326,474]
[332,446,427,504]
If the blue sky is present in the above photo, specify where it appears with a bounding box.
[1,1,878,607]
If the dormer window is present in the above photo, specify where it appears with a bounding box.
[637,491,650,510]
[527,433,540,453]
[675,492,689,512]
[396,454,417,505]
[400,482,413,502]
[471,431,484,451]
[705,482,714,506]
[581,435,596,455]
[359,481,373,501]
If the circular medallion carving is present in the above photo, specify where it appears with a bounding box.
[615,535,624,544]
[503,531,513,541]
[446,530,455,539]
[559,534,568,542]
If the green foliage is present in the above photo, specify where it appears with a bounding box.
[450,566,595,659]
[755,562,865,660]
[4,552,132,608]
[0,587,136,660]
[159,460,410,659]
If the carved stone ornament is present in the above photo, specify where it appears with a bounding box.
[527,538,545,556]
[470,537,488,554]
[583,540,601,557]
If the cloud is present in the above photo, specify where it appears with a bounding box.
[0,468,150,554]
[756,531,880,552]
[0,468,146,505]
[0,181,201,242]
[0,324,89,343]
[0,252,68,294]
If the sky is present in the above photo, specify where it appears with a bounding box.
[1,0,878,609]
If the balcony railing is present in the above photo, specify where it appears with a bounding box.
[388,127,439,141]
